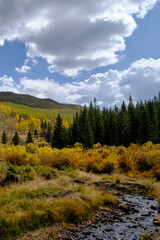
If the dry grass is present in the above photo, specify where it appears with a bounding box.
[0,142,160,238]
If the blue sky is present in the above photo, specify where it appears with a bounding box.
[0,0,160,107]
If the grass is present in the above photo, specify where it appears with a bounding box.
[0,160,118,239]
[0,142,159,239]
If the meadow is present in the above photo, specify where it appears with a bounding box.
[0,142,159,239]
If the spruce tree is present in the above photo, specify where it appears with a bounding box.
[34,129,38,138]
[88,102,95,136]
[78,106,94,148]
[12,132,20,146]
[94,106,104,144]
[137,101,149,144]
[117,101,129,146]
[103,107,110,145]
[45,122,52,142]
[51,114,67,149]
[71,112,80,144]
[147,101,159,143]
[2,131,8,144]
[127,95,138,143]
[26,130,34,144]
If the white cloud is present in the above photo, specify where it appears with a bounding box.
[1,58,160,107]
[15,65,31,74]
[0,0,158,76]
[2,58,155,108]
[0,75,19,92]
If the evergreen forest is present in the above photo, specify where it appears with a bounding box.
[41,94,160,149]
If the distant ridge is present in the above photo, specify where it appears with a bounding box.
[0,92,81,110]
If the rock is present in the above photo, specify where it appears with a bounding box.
[153,216,160,226]
[1,173,19,186]
[151,205,157,210]
[119,204,130,213]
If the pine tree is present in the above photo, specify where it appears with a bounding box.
[137,101,149,144]
[26,130,34,144]
[71,112,80,144]
[78,106,94,148]
[117,101,129,146]
[34,129,38,138]
[2,131,8,144]
[51,114,67,149]
[45,122,52,143]
[147,101,159,143]
[127,95,138,143]
[88,102,95,136]
[12,132,20,146]
[94,106,104,144]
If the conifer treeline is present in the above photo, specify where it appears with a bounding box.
[2,94,160,148]
[40,93,160,148]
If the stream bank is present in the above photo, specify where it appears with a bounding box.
[60,194,159,240]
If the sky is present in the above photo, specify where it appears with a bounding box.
[0,0,160,108]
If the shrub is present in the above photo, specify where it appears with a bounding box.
[25,143,39,154]
[51,151,71,169]
[39,147,55,165]
[38,141,48,147]
[118,155,133,172]
[4,146,28,166]
[135,152,154,171]
[93,143,102,149]
[152,164,160,181]
[100,160,114,174]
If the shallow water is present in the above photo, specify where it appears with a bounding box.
[76,195,159,240]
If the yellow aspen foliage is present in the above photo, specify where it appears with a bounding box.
[28,118,41,132]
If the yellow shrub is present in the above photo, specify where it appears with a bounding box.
[118,154,133,172]
[39,147,56,165]
[26,143,39,154]
[38,141,48,148]
[3,145,29,165]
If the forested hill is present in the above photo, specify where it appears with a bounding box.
[0,92,80,110]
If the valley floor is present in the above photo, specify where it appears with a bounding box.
[0,143,159,239]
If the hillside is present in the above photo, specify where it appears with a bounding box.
[0,92,79,143]
[0,92,81,110]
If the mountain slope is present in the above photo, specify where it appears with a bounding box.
[0,92,80,110]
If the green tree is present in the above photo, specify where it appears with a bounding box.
[12,132,20,146]
[117,101,129,146]
[51,114,67,149]
[78,106,94,148]
[26,130,34,144]
[94,106,104,144]
[2,131,8,144]
[45,122,52,143]
[71,112,80,144]
[147,101,159,143]
[127,95,138,143]
[137,101,149,144]
[34,129,38,138]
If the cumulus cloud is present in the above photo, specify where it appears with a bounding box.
[1,58,154,107]
[1,58,160,107]
[0,75,19,92]
[0,0,158,76]
[15,65,31,74]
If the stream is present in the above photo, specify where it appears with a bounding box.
[62,195,159,240]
